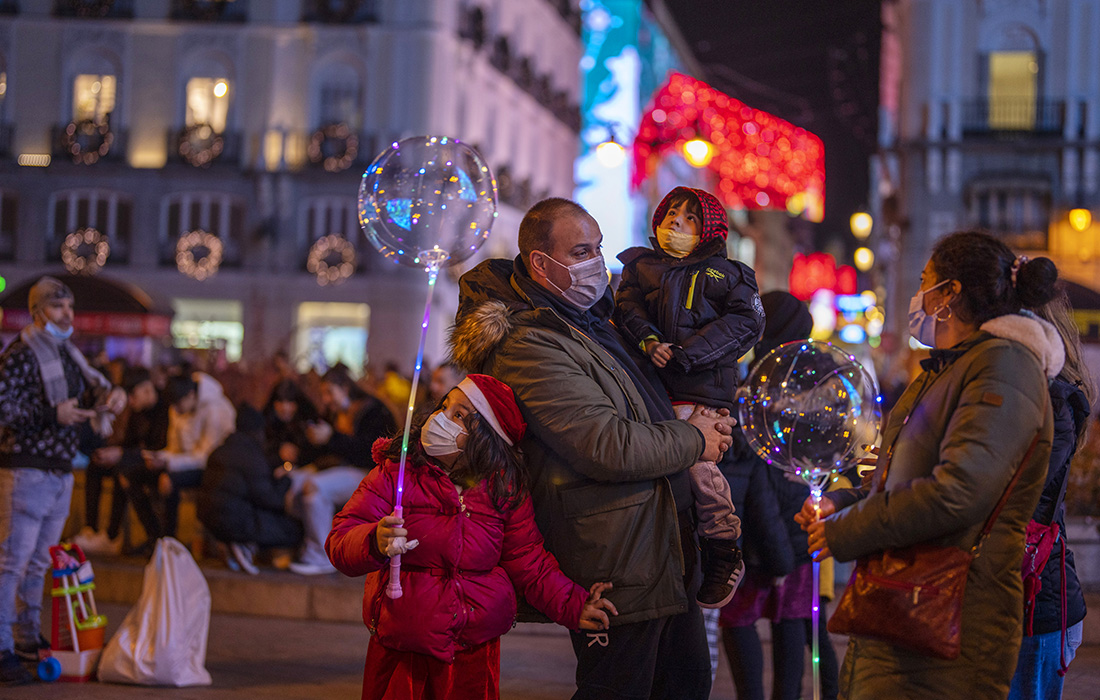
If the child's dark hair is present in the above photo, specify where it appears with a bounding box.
[930,230,1058,326]
[383,398,527,512]
[665,190,702,221]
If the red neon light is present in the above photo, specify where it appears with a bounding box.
[789,253,856,301]
[633,73,826,221]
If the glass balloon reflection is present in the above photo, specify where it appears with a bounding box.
[737,340,881,484]
[358,136,497,271]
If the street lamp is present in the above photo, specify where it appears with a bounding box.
[683,137,714,168]
[595,136,626,168]
[850,211,873,240]
[1069,208,1092,232]
[854,246,875,271]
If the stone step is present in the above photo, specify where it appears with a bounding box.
[88,553,367,624]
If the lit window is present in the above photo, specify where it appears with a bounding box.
[186,77,230,133]
[988,52,1037,130]
[73,74,116,124]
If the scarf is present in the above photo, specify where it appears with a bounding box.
[20,323,114,434]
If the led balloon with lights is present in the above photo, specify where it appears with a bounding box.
[736,340,880,700]
[359,135,497,598]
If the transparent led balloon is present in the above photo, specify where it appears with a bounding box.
[737,339,880,700]
[358,136,497,271]
[736,340,881,483]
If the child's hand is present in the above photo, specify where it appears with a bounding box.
[578,581,618,630]
[793,496,836,530]
[376,513,419,557]
[644,339,674,368]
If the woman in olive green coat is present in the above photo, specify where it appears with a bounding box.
[800,231,1065,699]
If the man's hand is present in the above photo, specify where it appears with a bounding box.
[644,339,674,368]
[578,581,618,631]
[56,398,95,426]
[306,421,333,446]
[376,513,419,557]
[686,405,735,462]
[142,450,168,470]
[93,446,123,466]
[100,387,127,415]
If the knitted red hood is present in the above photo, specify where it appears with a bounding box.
[650,186,729,245]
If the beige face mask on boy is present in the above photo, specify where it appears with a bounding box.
[656,227,700,258]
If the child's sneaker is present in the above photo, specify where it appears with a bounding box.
[0,650,33,686]
[697,538,745,609]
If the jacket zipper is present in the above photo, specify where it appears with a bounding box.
[685,271,699,310]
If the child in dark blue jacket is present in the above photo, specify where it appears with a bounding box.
[615,186,766,609]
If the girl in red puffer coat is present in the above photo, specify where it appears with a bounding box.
[326,374,617,700]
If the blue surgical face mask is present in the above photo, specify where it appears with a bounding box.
[907,280,950,347]
[45,321,73,341]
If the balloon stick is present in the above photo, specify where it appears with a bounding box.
[809,478,824,700]
[387,259,442,599]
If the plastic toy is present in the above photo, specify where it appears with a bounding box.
[39,542,108,682]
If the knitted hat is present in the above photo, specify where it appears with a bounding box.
[756,291,814,357]
[651,186,729,244]
[28,276,74,313]
[457,374,526,446]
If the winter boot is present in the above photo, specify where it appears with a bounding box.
[697,537,745,609]
[0,650,33,686]
[13,634,49,663]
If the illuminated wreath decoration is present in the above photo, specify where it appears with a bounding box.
[307,123,359,172]
[178,124,224,167]
[176,229,223,280]
[61,227,110,275]
[306,234,357,286]
[62,120,114,165]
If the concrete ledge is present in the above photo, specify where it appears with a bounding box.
[90,556,368,624]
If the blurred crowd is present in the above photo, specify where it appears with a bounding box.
[71,349,468,576]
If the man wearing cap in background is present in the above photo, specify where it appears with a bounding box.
[0,276,126,685]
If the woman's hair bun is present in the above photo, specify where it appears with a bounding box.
[1015,256,1059,309]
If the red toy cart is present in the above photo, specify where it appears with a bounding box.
[38,542,108,682]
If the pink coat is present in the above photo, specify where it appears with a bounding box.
[326,439,588,664]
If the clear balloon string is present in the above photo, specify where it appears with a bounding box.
[386,263,440,600]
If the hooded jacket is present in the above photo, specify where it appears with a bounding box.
[326,438,588,664]
[1026,375,1088,636]
[449,257,705,626]
[823,313,1063,699]
[615,187,764,409]
[160,372,236,473]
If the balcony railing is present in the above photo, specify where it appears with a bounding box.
[51,123,128,164]
[961,98,1065,136]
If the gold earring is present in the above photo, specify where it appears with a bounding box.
[935,304,953,322]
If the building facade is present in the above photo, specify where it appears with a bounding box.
[875,0,1100,364]
[0,0,583,371]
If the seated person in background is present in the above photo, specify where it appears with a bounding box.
[428,361,466,404]
[74,366,168,555]
[288,367,397,575]
[198,405,304,575]
[144,372,236,539]
[262,379,320,468]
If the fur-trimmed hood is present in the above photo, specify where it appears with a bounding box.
[450,298,520,374]
[980,312,1065,379]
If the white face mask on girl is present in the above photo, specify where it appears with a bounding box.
[541,253,609,310]
[907,279,950,347]
[420,411,467,457]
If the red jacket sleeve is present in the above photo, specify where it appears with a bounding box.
[498,496,588,630]
[325,465,393,576]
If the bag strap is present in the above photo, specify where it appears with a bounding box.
[971,431,1042,555]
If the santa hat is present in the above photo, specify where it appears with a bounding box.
[457,374,526,446]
